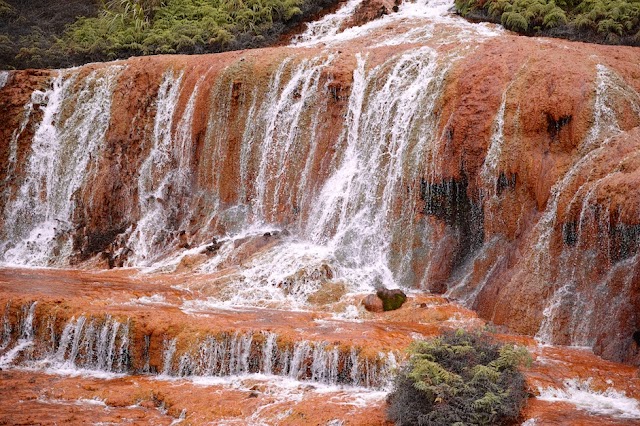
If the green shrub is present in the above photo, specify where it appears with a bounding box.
[0,0,340,69]
[387,330,531,426]
[455,0,640,45]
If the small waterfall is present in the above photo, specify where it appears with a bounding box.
[0,302,36,367]
[49,315,130,372]
[161,331,396,389]
[1,65,124,266]
[307,47,453,289]
[582,64,640,150]
[2,88,37,199]
[261,331,277,375]
[127,69,185,265]
[1,302,12,350]
[252,54,335,223]
[480,82,514,195]
[291,0,364,45]
[162,338,178,375]
[533,64,640,346]
[0,70,9,89]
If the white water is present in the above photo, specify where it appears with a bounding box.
[534,64,640,345]
[0,0,485,306]
[161,331,397,389]
[1,65,124,266]
[292,0,501,48]
[291,0,364,45]
[20,314,132,373]
[0,302,36,368]
[127,69,186,265]
[0,70,8,89]
[538,379,640,419]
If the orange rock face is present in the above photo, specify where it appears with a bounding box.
[0,268,639,424]
[0,0,639,373]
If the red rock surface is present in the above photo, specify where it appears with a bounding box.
[0,0,639,371]
[0,268,639,424]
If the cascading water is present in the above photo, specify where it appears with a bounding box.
[127,69,186,265]
[0,302,396,390]
[533,64,640,347]
[1,0,639,374]
[0,302,36,367]
[1,65,124,266]
[0,71,9,90]
[307,47,453,289]
[291,0,364,45]
[161,331,396,389]
[0,0,490,300]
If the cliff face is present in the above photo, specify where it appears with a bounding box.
[0,3,639,364]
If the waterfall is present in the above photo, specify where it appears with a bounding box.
[160,331,396,389]
[0,302,36,367]
[1,0,640,365]
[0,1,473,296]
[127,69,186,265]
[50,315,130,372]
[0,70,9,89]
[291,0,364,45]
[1,65,124,266]
[0,301,396,389]
[533,64,640,346]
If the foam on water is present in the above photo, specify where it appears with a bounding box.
[291,0,365,45]
[127,294,172,306]
[537,379,640,419]
[292,0,501,48]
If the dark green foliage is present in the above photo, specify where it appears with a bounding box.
[387,330,530,426]
[0,0,340,69]
[377,288,407,311]
[455,0,640,45]
[0,0,101,69]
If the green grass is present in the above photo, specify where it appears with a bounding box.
[455,0,640,45]
[0,0,339,69]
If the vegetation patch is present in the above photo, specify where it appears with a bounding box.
[387,329,531,426]
[455,0,640,46]
[0,0,340,69]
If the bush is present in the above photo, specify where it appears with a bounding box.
[0,0,342,69]
[387,330,530,426]
[455,0,640,46]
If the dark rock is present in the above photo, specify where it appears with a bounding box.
[376,288,407,311]
[203,238,223,255]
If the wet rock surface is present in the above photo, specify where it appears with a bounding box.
[0,2,639,419]
[0,268,639,424]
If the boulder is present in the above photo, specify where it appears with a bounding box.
[376,288,407,311]
[362,294,384,313]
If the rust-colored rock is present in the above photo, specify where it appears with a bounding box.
[363,293,384,312]
[1,5,640,368]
